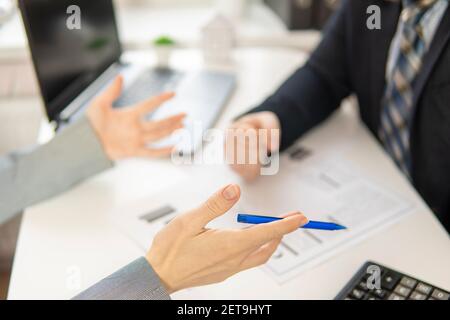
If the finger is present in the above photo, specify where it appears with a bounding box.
[231,164,260,182]
[141,113,186,132]
[135,146,175,158]
[225,125,257,166]
[231,113,280,152]
[279,211,303,219]
[184,184,241,229]
[99,76,124,105]
[257,112,281,152]
[232,164,261,181]
[134,92,175,115]
[142,122,184,143]
[238,238,281,271]
[263,128,280,154]
[237,213,308,251]
[225,124,273,171]
[228,120,255,131]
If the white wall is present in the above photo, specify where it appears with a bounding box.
[118,0,213,7]
[117,0,258,9]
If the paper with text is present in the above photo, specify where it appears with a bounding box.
[112,149,413,283]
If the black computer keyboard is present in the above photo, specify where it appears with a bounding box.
[336,261,449,300]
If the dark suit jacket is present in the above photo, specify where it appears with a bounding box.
[249,0,450,231]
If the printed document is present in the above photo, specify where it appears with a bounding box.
[112,149,413,282]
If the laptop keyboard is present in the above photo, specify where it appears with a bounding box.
[336,261,449,300]
[113,68,184,108]
[111,68,235,154]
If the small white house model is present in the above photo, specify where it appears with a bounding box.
[201,14,235,64]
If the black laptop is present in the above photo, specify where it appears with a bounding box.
[19,0,235,153]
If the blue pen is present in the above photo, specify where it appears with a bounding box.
[237,214,347,231]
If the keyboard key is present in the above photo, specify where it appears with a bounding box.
[382,272,401,290]
[415,283,433,296]
[410,291,427,300]
[394,284,412,297]
[372,288,388,299]
[358,281,369,291]
[400,276,417,289]
[337,262,450,301]
[351,288,365,299]
[388,293,405,300]
[431,289,449,300]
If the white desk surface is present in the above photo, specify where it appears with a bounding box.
[8,48,450,300]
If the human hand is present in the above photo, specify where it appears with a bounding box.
[146,184,307,293]
[226,112,281,182]
[87,76,186,160]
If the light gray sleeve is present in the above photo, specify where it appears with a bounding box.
[73,257,171,300]
[0,116,113,225]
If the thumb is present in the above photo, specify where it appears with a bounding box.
[262,127,280,154]
[240,113,280,153]
[257,113,280,153]
[189,184,241,228]
[100,76,123,105]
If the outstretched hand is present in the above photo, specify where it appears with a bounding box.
[146,184,308,293]
[87,76,186,160]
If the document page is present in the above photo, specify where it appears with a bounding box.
[112,147,413,283]
[237,155,413,282]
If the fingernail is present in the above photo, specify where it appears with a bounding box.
[222,184,239,200]
[288,213,308,225]
[298,214,309,226]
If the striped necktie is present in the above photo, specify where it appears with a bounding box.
[378,0,437,179]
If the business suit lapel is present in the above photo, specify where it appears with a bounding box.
[411,6,450,117]
[370,2,401,131]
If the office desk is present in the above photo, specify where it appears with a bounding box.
[8,48,450,299]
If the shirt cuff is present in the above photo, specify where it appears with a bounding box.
[72,257,171,300]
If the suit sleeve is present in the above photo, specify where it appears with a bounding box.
[247,0,352,150]
[0,116,113,225]
[72,257,171,300]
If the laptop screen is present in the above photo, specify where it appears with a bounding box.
[19,0,122,121]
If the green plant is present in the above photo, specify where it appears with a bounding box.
[153,36,176,46]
